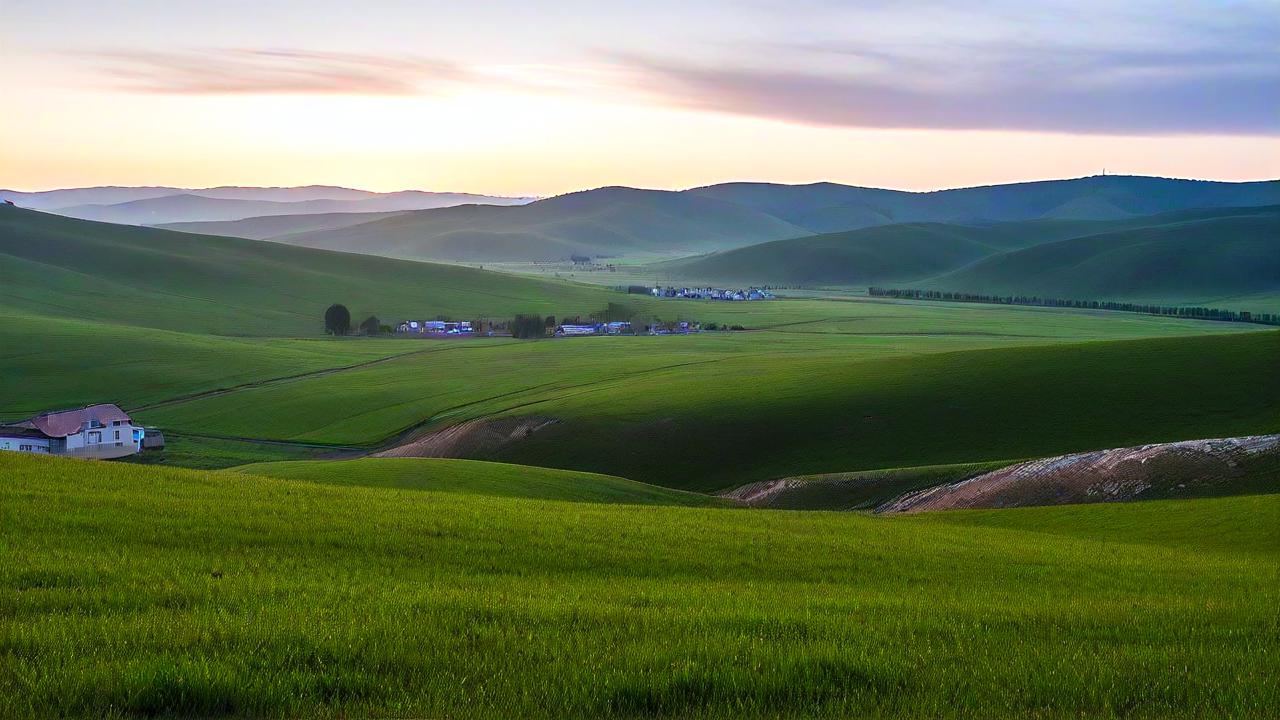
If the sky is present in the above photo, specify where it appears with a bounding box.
[2,0,1277,195]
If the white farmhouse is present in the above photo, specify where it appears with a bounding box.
[0,404,146,459]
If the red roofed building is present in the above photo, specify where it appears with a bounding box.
[0,404,146,459]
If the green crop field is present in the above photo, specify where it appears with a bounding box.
[2,453,1277,718]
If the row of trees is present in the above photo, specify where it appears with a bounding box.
[324,301,721,339]
[510,314,549,339]
[324,304,386,336]
[867,288,1280,326]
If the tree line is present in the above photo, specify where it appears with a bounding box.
[867,288,1280,326]
[324,304,388,336]
[323,299,725,339]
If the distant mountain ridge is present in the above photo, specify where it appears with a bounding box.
[686,175,1280,233]
[274,186,810,262]
[0,185,534,225]
[261,174,1278,262]
[4,175,1276,265]
[157,211,413,240]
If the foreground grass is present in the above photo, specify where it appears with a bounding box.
[1,454,1277,718]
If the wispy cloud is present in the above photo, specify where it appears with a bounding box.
[606,0,1280,136]
[616,38,1279,136]
[82,48,468,95]
[71,9,1280,138]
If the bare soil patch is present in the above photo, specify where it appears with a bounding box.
[374,416,559,459]
[877,435,1280,513]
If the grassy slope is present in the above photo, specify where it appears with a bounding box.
[280,187,808,262]
[234,457,722,506]
[0,204,622,336]
[140,328,1279,490]
[932,211,1280,302]
[0,310,432,414]
[689,175,1280,232]
[494,331,1280,490]
[2,453,1276,718]
[658,206,1280,293]
[658,223,1001,284]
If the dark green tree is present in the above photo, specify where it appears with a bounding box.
[324,304,351,336]
[360,315,380,336]
[511,314,546,339]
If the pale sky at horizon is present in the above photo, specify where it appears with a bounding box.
[2,0,1277,195]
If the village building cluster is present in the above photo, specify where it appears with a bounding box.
[554,320,701,336]
[649,286,775,301]
[0,404,161,459]
[395,320,475,335]
[555,321,631,336]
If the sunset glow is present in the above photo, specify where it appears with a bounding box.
[3,0,1275,194]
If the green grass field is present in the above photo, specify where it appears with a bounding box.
[2,453,1276,718]
[8,205,1272,487]
[4,191,1280,719]
[136,329,1280,489]
[0,310,427,414]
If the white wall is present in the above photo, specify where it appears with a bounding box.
[0,436,51,453]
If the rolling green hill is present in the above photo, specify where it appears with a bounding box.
[689,175,1280,233]
[2,452,1277,718]
[657,206,1279,288]
[278,187,809,261]
[659,223,999,284]
[14,177,1277,265]
[930,210,1280,301]
[0,204,622,335]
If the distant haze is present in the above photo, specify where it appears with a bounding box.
[0,186,532,225]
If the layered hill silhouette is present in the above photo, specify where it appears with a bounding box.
[0,185,531,225]
[22,175,1273,263]
[157,210,412,240]
[276,186,809,261]
[5,176,1276,306]
[263,174,1277,262]
[688,175,1280,233]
